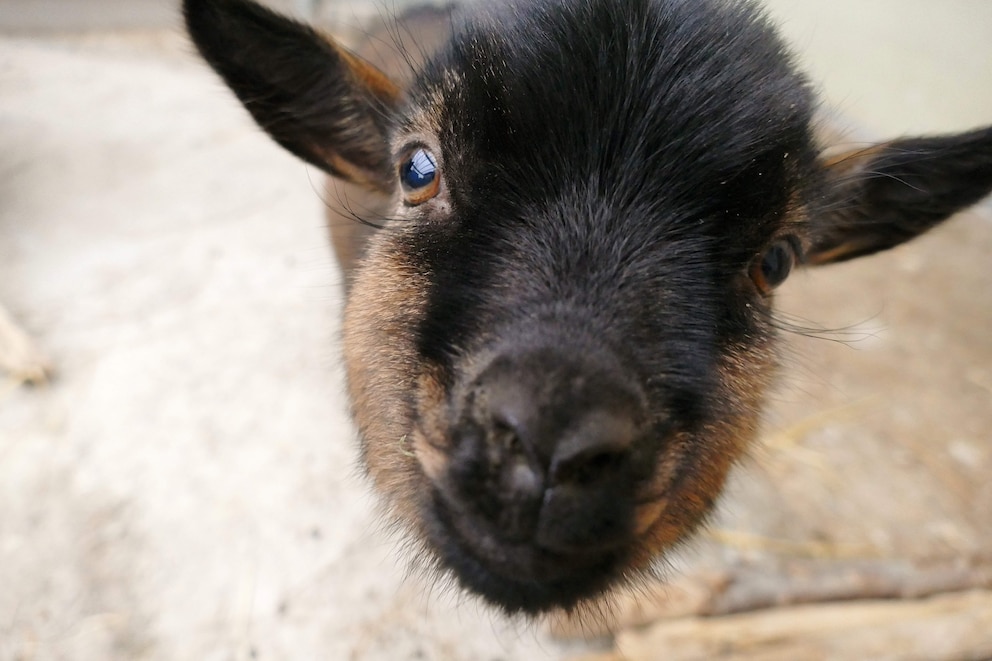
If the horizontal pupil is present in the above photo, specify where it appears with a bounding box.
[403,149,437,188]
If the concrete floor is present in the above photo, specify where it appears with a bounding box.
[0,2,989,660]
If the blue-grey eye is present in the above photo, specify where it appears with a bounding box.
[399,148,441,205]
[401,148,437,189]
[749,239,795,294]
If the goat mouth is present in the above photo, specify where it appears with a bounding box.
[424,489,623,614]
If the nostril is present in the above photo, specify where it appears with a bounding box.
[492,446,544,541]
[552,448,626,486]
[548,408,639,486]
[534,415,640,554]
[489,417,543,499]
[492,418,521,452]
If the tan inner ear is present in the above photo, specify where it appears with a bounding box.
[804,242,861,266]
[305,30,403,191]
[316,148,394,192]
[804,137,893,266]
[332,42,403,104]
[311,21,404,102]
[819,141,889,175]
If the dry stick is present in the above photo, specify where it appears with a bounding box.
[614,589,992,661]
[702,554,992,616]
[550,553,992,639]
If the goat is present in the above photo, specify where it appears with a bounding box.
[183,0,992,615]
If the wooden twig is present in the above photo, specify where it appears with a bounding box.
[551,554,992,639]
[615,589,992,661]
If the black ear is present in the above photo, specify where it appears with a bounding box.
[183,0,401,191]
[807,126,992,265]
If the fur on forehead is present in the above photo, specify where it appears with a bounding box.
[400,0,818,226]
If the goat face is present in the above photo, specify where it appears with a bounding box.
[184,0,992,614]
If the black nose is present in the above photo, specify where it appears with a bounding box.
[450,347,649,554]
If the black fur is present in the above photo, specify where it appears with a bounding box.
[411,0,816,379]
[400,0,817,612]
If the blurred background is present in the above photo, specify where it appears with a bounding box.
[1,2,990,660]
[2,0,991,133]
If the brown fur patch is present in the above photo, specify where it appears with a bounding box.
[627,338,776,571]
[317,150,395,193]
[343,229,430,528]
[332,42,402,105]
[820,142,889,173]
[323,178,389,280]
[412,365,452,483]
[805,241,864,266]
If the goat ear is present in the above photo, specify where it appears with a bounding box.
[806,126,992,265]
[183,0,401,191]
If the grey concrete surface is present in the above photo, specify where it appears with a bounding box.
[0,2,989,660]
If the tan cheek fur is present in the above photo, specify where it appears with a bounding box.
[411,366,452,484]
[340,103,450,536]
[629,338,777,570]
[343,231,431,526]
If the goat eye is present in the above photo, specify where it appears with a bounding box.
[399,148,440,205]
[749,239,795,294]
